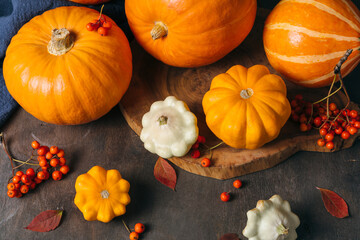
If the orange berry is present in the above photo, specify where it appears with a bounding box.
[12,176,21,184]
[26,168,36,179]
[326,141,334,150]
[37,146,49,156]
[52,171,62,181]
[37,171,46,180]
[317,139,325,147]
[86,22,95,31]
[201,158,211,167]
[45,152,53,160]
[15,192,23,198]
[39,159,48,167]
[329,103,337,111]
[20,185,29,194]
[34,177,42,184]
[7,183,16,190]
[60,165,70,175]
[14,183,21,190]
[98,26,108,36]
[102,21,112,29]
[233,179,242,189]
[15,171,24,177]
[21,174,30,184]
[31,140,40,149]
[134,223,145,234]
[129,232,139,240]
[7,190,17,198]
[57,149,65,158]
[50,158,59,167]
[59,157,66,166]
[50,146,59,155]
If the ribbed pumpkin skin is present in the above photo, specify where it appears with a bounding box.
[263,0,360,88]
[125,0,257,68]
[68,0,111,4]
[202,65,291,149]
[3,7,132,125]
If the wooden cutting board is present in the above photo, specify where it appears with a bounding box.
[119,9,360,180]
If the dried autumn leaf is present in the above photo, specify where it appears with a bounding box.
[220,233,240,240]
[316,187,349,218]
[154,157,177,190]
[25,210,63,232]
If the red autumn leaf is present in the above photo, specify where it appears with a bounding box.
[154,157,177,190]
[316,187,349,218]
[219,233,240,240]
[25,210,63,232]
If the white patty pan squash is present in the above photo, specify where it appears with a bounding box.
[243,195,300,240]
[140,96,199,158]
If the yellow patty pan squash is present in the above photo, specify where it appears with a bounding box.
[202,65,291,149]
[74,166,130,223]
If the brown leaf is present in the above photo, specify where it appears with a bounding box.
[220,233,240,240]
[316,187,349,218]
[154,157,177,190]
[25,210,63,232]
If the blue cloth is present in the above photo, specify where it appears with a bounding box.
[0,0,131,128]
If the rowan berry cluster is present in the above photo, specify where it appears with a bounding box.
[6,140,70,198]
[290,94,360,150]
[86,5,112,36]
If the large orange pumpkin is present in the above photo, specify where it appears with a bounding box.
[125,0,257,68]
[263,0,360,88]
[3,7,132,125]
[202,65,291,149]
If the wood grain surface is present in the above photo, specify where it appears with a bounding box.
[119,9,360,179]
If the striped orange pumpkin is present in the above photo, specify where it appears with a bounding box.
[263,0,360,88]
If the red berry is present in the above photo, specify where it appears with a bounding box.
[15,192,22,198]
[21,174,30,184]
[348,126,358,135]
[291,113,299,122]
[319,128,327,136]
[349,110,358,119]
[325,133,334,142]
[26,168,36,179]
[295,94,303,101]
[299,114,307,123]
[233,179,242,189]
[354,121,360,129]
[134,223,145,234]
[326,141,334,150]
[30,182,36,190]
[60,165,70,175]
[15,171,24,177]
[197,135,206,144]
[59,157,66,166]
[43,171,50,180]
[39,159,48,167]
[7,190,17,198]
[12,176,21,184]
[7,183,16,190]
[201,158,211,167]
[299,123,308,132]
[191,142,199,149]
[334,127,343,135]
[329,103,337,111]
[52,171,62,181]
[45,152,53,160]
[37,146,49,156]
[31,140,40,149]
[34,177,42,184]
[102,21,112,29]
[317,138,325,147]
[50,146,59,155]
[290,99,298,108]
[341,131,350,140]
[129,232,139,240]
[313,117,322,127]
[191,149,200,158]
[14,183,21,190]
[57,149,65,158]
[37,171,46,180]
[86,22,95,31]
[20,185,29,194]
[98,27,108,36]
[220,192,230,202]
[50,158,59,167]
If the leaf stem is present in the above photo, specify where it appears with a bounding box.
[0,132,15,176]
[122,219,131,234]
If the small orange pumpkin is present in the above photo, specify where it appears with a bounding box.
[125,0,257,67]
[263,0,360,88]
[202,65,291,149]
[3,7,132,125]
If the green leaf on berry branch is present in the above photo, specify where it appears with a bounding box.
[219,233,240,240]
[154,157,177,190]
[316,187,349,218]
[25,210,63,232]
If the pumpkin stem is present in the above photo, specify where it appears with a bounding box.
[47,28,74,56]
[157,115,168,126]
[240,88,254,99]
[276,224,289,238]
[101,190,110,199]
[151,21,168,40]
